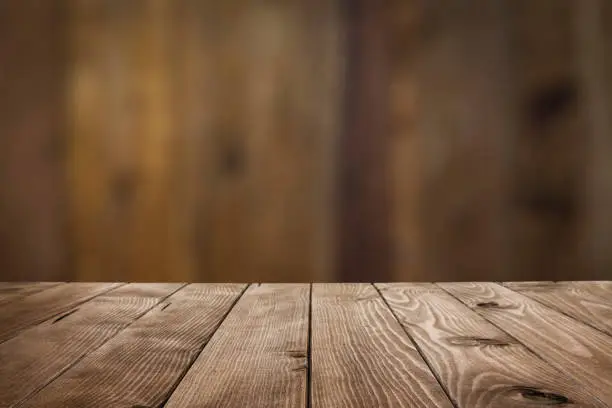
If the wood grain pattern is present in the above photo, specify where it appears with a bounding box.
[165,284,309,408]
[18,284,246,408]
[504,281,612,336]
[439,282,612,403]
[0,282,61,307]
[310,283,453,408]
[0,283,181,408]
[0,282,121,344]
[377,283,608,408]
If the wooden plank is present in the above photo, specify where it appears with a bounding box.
[0,283,182,408]
[0,282,62,307]
[439,282,612,403]
[165,284,309,407]
[18,284,246,408]
[311,283,453,408]
[0,0,69,282]
[416,0,513,281]
[377,283,608,408]
[503,281,612,336]
[338,0,391,282]
[190,0,342,282]
[387,0,424,281]
[507,0,589,281]
[0,282,121,344]
[69,0,191,282]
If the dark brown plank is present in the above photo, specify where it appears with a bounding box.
[504,281,612,336]
[0,282,122,344]
[377,283,607,408]
[0,283,182,408]
[19,284,246,408]
[0,282,62,307]
[439,282,612,403]
[165,284,309,407]
[338,0,391,282]
[311,283,453,408]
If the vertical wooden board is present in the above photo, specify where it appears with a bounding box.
[387,1,424,281]
[416,0,513,280]
[337,0,391,282]
[578,0,612,280]
[165,284,309,407]
[18,284,246,408]
[503,281,612,336]
[508,0,589,280]
[0,282,62,307]
[193,0,343,282]
[377,283,607,408]
[311,284,453,408]
[69,0,188,282]
[439,282,612,403]
[0,0,69,282]
[0,283,182,408]
[0,282,121,343]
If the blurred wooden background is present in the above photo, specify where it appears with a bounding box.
[1,0,611,282]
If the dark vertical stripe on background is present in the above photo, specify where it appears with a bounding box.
[338,0,392,282]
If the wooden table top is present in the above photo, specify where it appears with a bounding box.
[0,282,610,407]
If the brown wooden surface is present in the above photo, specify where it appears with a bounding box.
[503,281,612,336]
[3,2,612,284]
[19,283,246,408]
[377,283,608,407]
[0,281,611,407]
[165,284,309,407]
[0,283,181,408]
[0,282,62,307]
[439,282,612,404]
[311,283,453,407]
[0,282,121,344]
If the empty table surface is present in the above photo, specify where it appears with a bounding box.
[0,281,610,408]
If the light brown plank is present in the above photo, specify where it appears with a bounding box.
[0,283,182,408]
[504,281,612,336]
[19,284,246,408]
[377,283,608,408]
[439,282,612,403]
[165,284,309,407]
[311,283,453,408]
[0,282,62,307]
[0,282,122,343]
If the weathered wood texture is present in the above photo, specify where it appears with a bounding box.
[67,0,341,283]
[165,284,310,408]
[0,282,121,343]
[311,283,453,407]
[0,283,181,408]
[0,282,610,407]
[18,284,246,408]
[503,281,612,336]
[377,283,608,407]
[0,282,61,307]
[439,282,612,403]
[3,0,612,283]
